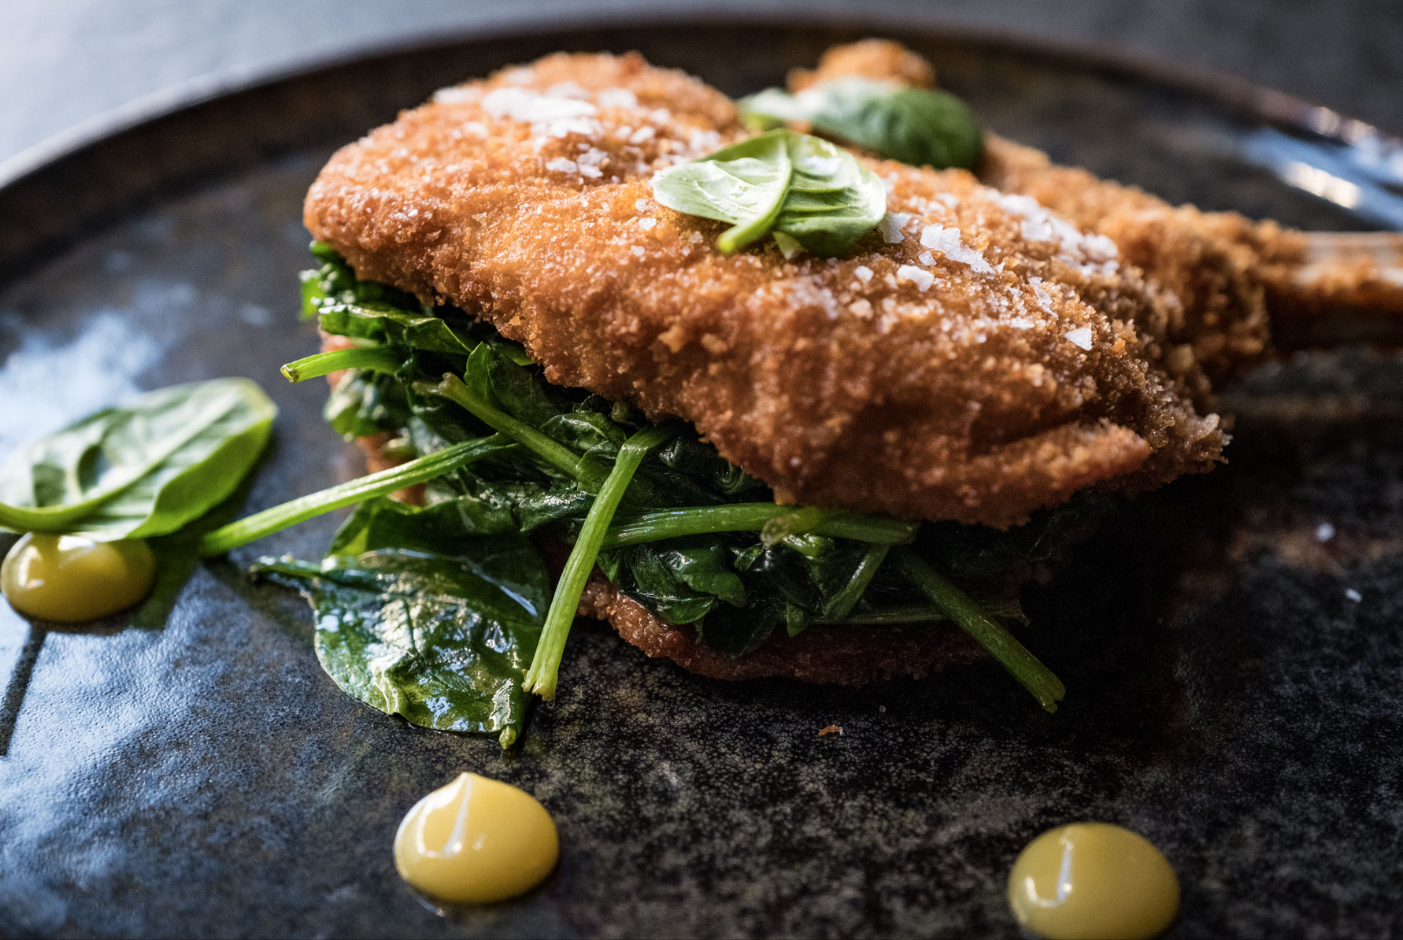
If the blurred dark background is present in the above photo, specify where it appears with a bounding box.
[1,0,1401,172]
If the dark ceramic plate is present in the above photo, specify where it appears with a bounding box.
[2,15,1402,939]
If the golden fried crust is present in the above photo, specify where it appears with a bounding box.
[788,38,937,92]
[790,40,1288,383]
[305,51,1228,528]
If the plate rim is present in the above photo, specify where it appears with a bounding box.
[0,4,1394,198]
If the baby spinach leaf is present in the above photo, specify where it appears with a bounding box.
[652,129,885,256]
[0,378,276,540]
[771,131,889,257]
[252,540,549,746]
[651,129,792,253]
[739,78,984,170]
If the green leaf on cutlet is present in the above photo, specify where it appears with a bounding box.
[651,128,885,256]
[739,78,983,170]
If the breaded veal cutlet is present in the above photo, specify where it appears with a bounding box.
[305,43,1403,682]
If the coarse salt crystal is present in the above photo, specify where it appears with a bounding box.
[918,251,935,265]
[630,126,656,144]
[597,88,639,109]
[1032,282,1057,316]
[878,214,908,244]
[631,246,646,258]
[1064,327,1094,350]
[432,86,480,104]
[849,299,874,318]
[897,264,936,291]
[483,87,597,123]
[545,157,578,173]
[919,224,995,275]
[853,265,874,282]
[578,164,603,178]
[635,198,650,212]
[639,218,656,230]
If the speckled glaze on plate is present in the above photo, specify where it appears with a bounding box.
[2,16,1401,939]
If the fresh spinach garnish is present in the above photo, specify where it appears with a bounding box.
[651,128,886,256]
[208,246,1068,746]
[0,378,276,540]
[739,77,983,170]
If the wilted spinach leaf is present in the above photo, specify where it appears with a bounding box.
[253,539,549,746]
[0,378,276,540]
[739,78,984,170]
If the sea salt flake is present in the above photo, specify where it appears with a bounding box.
[854,265,874,282]
[920,224,995,275]
[631,246,646,258]
[578,164,603,178]
[896,264,935,291]
[877,214,908,244]
[630,126,656,144]
[639,218,657,230]
[432,86,480,104]
[635,198,650,212]
[545,157,578,174]
[1034,290,1056,317]
[546,82,590,99]
[597,88,639,109]
[483,87,597,124]
[1064,327,1094,350]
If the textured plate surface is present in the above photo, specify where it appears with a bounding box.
[2,18,1402,939]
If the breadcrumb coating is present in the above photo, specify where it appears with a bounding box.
[305,51,1236,529]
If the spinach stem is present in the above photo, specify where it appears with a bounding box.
[197,436,507,557]
[523,426,672,700]
[601,503,915,549]
[421,374,584,481]
[815,603,950,626]
[895,549,1065,713]
[281,347,399,383]
[822,543,890,621]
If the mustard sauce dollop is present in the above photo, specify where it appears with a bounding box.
[394,772,559,904]
[1008,822,1180,940]
[1,533,157,623]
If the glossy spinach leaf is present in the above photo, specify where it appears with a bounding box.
[252,539,549,746]
[323,369,407,440]
[739,78,984,170]
[328,493,520,556]
[652,129,885,256]
[0,378,276,540]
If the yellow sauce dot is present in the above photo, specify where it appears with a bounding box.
[1008,822,1180,940]
[394,772,558,904]
[1,533,157,623]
